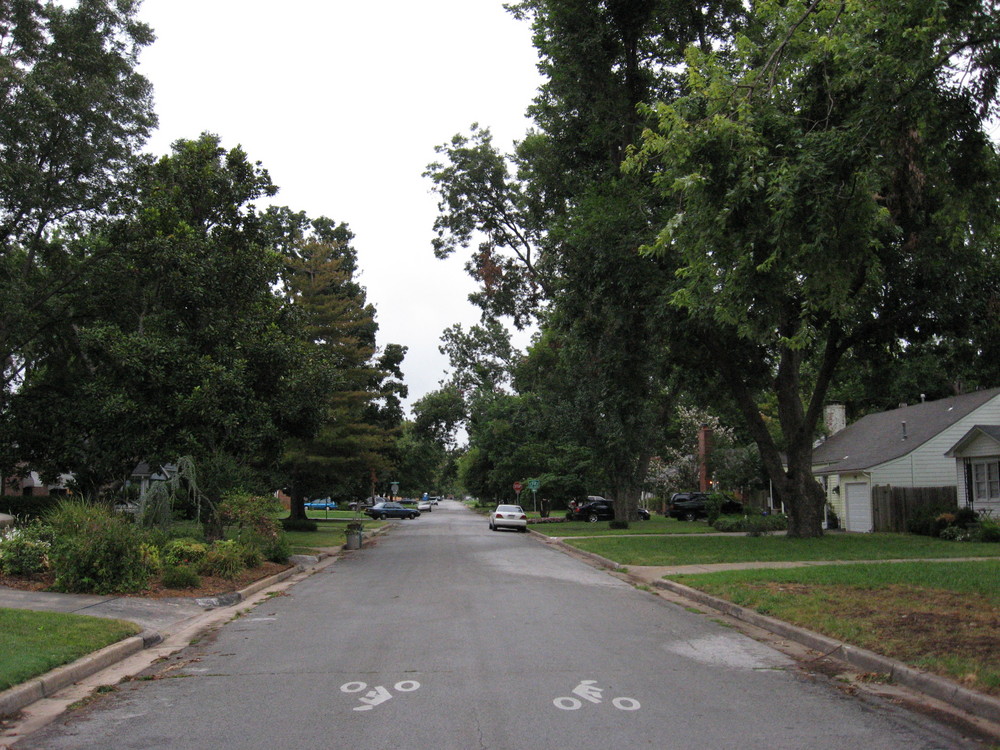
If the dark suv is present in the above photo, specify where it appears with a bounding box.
[567,496,650,523]
[667,492,742,521]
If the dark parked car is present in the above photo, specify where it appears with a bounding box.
[349,496,383,511]
[566,496,650,523]
[364,501,419,520]
[667,492,742,521]
[303,498,338,511]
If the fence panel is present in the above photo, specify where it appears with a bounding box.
[872,485,957,532]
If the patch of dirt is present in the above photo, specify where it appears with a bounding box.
[0,561,293,599]
[747,582,1000,695]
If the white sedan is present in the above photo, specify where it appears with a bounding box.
[489,504,528,532]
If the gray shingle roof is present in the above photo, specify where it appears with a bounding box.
[812,388,1000,474]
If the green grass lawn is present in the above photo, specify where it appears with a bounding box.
[0,608,140,691]
[568,532,1000,566]
[284,518,384,553]
[672,560,1000,696]
[537,514,722,537]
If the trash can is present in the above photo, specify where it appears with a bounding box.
[344,526,363,550]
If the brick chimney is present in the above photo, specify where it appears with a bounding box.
[824,403,846,436]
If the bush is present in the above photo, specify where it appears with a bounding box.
[161,564,201,589]
[239,542,262,569]
[162,538,209,567]
[979,520,1000,543]
[906,503,962,536]
[712,514,789,534]
[0,495,62,520]
[0,521,52,576]
[46,500,154,594]
[200,540,244,580]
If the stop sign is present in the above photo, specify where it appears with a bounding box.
[513,481,523,493]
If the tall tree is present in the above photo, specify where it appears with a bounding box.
[428,0,743,518]
[628,0,1000,536]
[0,0,155,402]
[5,134,303,497]
[279,226,403,517]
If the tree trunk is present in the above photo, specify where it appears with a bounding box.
[287,480,307,522]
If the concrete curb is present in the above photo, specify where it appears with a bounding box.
[537,532,1000,726]
[0,632,150,718]
[0,557,323,719]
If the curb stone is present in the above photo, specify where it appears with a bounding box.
[536,531,1000,727]
[2,521,403,720]
[0,557,323,720]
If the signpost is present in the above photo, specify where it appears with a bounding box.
[390,482,399,500]
[513,481,522,502]
[528,479,540,513]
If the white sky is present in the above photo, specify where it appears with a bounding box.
[135,0,542,410]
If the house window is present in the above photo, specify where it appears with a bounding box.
[972,460,1000,503]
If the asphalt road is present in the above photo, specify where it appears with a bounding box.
[18,500,977,749]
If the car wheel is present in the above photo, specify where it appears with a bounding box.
[378,513,386,520]
[410,513,417,519]
[683,511,696,522]
[588,513,600,523]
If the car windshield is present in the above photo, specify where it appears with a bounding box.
[496,505,522,513]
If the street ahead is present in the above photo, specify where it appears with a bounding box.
[19,501,976,749]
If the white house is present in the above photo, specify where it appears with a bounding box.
[945,425,1000,517]
[812,388,1000,532]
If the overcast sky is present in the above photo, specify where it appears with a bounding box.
[135,0,542,411]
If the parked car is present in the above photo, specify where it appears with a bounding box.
[667,492,742,521]
[349,496,383,511]
[365,501,419,520]
[417,498,432,512]
[303,498,338,511]
[427,496,440,505]
[490,504,527,532]
[566,497,650,523]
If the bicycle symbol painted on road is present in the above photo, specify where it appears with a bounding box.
[553,680,640,711]
[340,679,420,711]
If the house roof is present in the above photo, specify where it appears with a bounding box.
[945,425,1000,457]
[812,388,1000,474]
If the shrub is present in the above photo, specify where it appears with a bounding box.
[712,514,789,534]
[939,525,976,542]
[162,538,209,567]
[0,521,52,576]
[239,542,262,569]
[46,500,154,594]
[907,503,962,536]
[161,564,201,589]
[200,540,244,580]
[979,520,1000,543]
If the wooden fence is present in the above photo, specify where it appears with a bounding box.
[871,485,957,532]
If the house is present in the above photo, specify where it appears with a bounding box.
[2,470,72,497]
[945,425,1000,517]
[812,388,1000,532]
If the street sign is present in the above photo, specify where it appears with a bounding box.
[390,482,399,496]
[513,481,523,493]
[528,479,540,492]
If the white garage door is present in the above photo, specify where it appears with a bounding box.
[844,482,873,532]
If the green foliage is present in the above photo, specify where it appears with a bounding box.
[979,520,1000,544]
[161,538,209,567]
[199,540,245,580]
[161,565,201,590]
[46,500,154,594]
[712,514,788,535]
[0,496,63,520]
[0,521,52,576]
